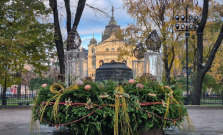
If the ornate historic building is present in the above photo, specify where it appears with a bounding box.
[88,7,137,79]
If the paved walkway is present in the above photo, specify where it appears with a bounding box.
[0,109,223,135]
[0,109,54,135]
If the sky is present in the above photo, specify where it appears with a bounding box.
[74,0,134,49]
[40,0,134,49]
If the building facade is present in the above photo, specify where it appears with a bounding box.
[87,7,137,79]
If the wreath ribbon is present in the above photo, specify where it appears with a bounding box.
[38,84,184,132]
[40,83,78,123]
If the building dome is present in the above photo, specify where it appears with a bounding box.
[108,17,117,26]
[101,6,122,41]
[90,36,97,45]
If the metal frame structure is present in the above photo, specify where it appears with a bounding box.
[65,50,84,86]
[144,51,163,83]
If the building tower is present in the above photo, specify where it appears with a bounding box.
[102,6,123,41]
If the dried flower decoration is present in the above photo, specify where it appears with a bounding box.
[162,99,167,108]
[99,92,110,98]
[85,98,93,109]
[164,85,172,90]
[114,92,130,99]
[65,98,72,106]
[148,93,157,97]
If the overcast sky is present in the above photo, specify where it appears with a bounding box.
[75,0,134,49]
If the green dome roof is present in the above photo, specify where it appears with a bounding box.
[108,17,117,26]
[90,37,97,44]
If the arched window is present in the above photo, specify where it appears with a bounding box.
[92,56,96,69]
[111,48,115,51]
[105,48,109,52]
[122,60,127,65]
[111,60,115,63]
[92,48,95,53]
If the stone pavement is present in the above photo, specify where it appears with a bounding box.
[0,109,54,135]
[0,108,223,135]
[182,109,223,135]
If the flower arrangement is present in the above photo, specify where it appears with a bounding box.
[32,76,189,135]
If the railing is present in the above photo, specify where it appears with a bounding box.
[200,93,223,105]
[1,92,222,105]
[0,94,36,105]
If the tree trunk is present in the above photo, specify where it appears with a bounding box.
[192,0,208,105]
[163,46,174,84]
[192,72,204,105]
[165,68,171,84]
[192,0,223,105]
[2,88,7,105]
[17,83,21,99]
[2,75,7,105]
[66,0,86,51]
[49,0,65,78]
[25,84,27,98]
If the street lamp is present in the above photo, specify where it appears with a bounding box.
[175,4,199,105]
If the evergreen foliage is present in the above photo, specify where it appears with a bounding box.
[28,77,54,91]
[33,78,188,135]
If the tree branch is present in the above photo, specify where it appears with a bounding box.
[202,24,223,74]
[64,0,71,35]
[85,4,109,18]
[49,0,65,75]
[169,46,175,70]
[197,0,209,71]
[197,0,209,33]
[72,0,86,29]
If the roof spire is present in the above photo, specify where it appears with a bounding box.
[112,6,114,18]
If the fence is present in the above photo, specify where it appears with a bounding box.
[1,92,222,105]
[0,94,36,105]
[200,93,223,105]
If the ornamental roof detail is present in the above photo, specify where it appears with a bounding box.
[89,35,97,45]
[101,6,121,42]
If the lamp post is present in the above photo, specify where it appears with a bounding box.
[175,4,199,105]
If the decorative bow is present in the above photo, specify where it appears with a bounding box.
[40,84,78,123]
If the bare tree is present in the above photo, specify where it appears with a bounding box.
[49,0,86,80]
[192,0,223,105]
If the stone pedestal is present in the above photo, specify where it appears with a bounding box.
[95,62,133,82]
[144,51,163,83]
